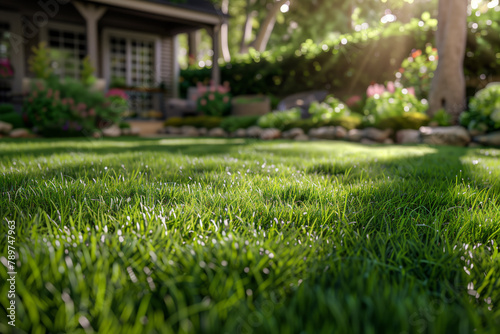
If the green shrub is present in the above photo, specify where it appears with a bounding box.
[179,11,499,101]
[283,114,362,132]
[460,83,500,133]
[322,115,363,130]
[196,83,231,117]
[220,115,260,133]
[28,42,52,79]
[24,77,125,137]
[363,84,427,128]
[0,112,24,128]
[80,56,96,87]
[119,122,131,129]
[257,108,301,130]
[164,116,223,129]
[0,103,15,115]
[396,44,438,99]
[377,112,430,130]
[308,95,351,123]
[431,109,452,127]
[180,15,440,99]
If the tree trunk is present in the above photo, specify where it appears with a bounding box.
[250,0,288,52]
[427,0,467,124]
[239,0,255,54]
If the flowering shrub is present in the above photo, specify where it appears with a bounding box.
[196,81,231,117]
[395,44,438,99]
[0,58,13,79]
[257,108,301,130]
[105,88,129,117]
[24,78,124,137]
[308,95,351,123]
[460,84,500,133]
[363,82,427,128]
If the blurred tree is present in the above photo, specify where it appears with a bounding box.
[212,0,290,55]
[427,0,467,124]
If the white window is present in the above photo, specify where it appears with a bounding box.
[0,22,10,60]
[0,22,13,102]
[104,29,161,117]
[45,23,87,79]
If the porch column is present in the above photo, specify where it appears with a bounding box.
[211,25,221,85]
[187,30,200,66]
[73,1,107,75]
[10,13,25,95]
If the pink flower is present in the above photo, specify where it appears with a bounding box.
[77,102,87,110]
[346,95,361,107]
[0,58,13,78]
[386,81,395,93]
[197,85,207,94]
[407,87,415,96]
[200,99,207,106]
[106,88,128,100]
[88,108,95,116]
[47,88,53,98]
[210,85,216,92]
[208,94,215,101]
[223,96,230,103]
[217,85,227,94]
[367,83,385,98]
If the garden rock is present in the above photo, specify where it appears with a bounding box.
[283,127,304,139]
[164,126,182,135]
[468,128,487,138]
[310,126,336,140]
[361,138,378,145]
[130,128,141,136]
[181,126,199,137]
[9,128,31,138]
[234,128,247,138]
[260,128,281,140]
[198,128,208,136]
[468,142,482,148]
[384,138,394,144]
[420,126,470,146]
[362,127,392,142]
[346,129,362,142]
[473,131,500,147]
[208,127,227,137]
[0,121,13,134]
[396,129,421,144]
[295,134,309,141]
[246,126,263,138]
[335,126,347,139]
[121,128,131,136]
[102,125,121,137]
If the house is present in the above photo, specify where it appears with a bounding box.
[0,0,223,121]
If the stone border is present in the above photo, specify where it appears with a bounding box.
[158,125,500,147]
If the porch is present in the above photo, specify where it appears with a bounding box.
[0,0,223,119]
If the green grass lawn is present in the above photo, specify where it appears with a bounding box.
[1,137,499,333]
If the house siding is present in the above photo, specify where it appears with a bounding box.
[161,36,174,98]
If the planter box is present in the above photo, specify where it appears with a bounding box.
[231,95,271,116]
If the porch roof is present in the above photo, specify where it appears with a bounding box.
[89,0,224,26]
[145,0,222,16]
